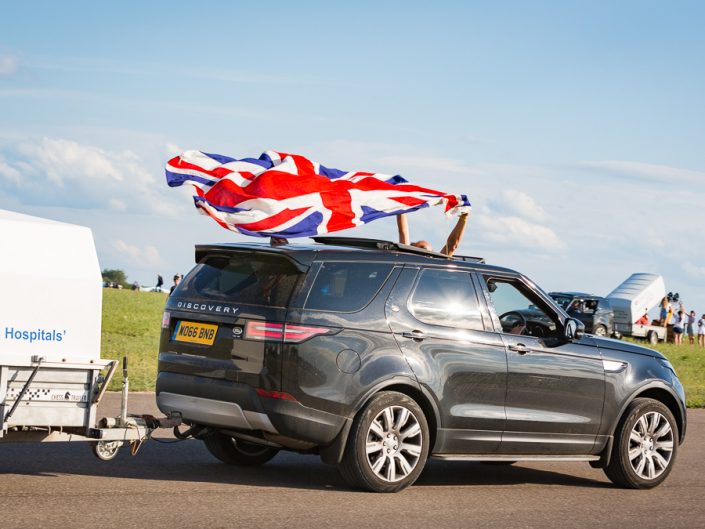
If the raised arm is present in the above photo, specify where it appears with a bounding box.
[397,214,410,245]
[440,212,469,257]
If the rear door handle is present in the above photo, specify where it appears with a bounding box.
[402,330,426,341]
[508,343,531,355]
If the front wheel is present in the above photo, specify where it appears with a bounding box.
[604,398,678,489]
[203,432,279,466]
[594,324,608,337]
[339,391,429,493]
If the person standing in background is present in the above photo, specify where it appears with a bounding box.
[687,310,696,345]
[698,314,705,348]
[672,310,685,345]
[170,274,182,295]
[659,297,670,327]
[156,274,164,292]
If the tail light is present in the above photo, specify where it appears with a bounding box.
[161,311,171,329]
[245,321,330,343]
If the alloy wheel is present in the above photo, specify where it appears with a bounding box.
[628,411,674,480]
[365,405,423,482]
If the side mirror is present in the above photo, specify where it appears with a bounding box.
[564,318,585,341]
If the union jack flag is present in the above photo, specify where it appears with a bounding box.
[165,150,471,238]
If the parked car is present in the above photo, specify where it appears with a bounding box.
[156,238,686,492]
[549,292,616,337]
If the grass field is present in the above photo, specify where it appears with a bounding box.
[101,288,166,391]
[100,289,705,406]
[653,341,705,408]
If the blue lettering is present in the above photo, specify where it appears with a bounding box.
[3,327,67,343]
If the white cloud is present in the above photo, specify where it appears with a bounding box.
[683,262,705,280]
[16,138,127,185]
[0,156,21,184]
[165,143,184,157]
[0,54,18,77]
[112,239,163,268]
[488,189,549,223]
[474,213,564,252]
[578,160,705,185]
[0,137,182,215]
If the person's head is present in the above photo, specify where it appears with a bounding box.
[411,240,433,251]
[690,310,696,316]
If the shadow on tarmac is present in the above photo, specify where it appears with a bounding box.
[0,438,611,492]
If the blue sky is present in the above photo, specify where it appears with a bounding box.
[1,1,704,310]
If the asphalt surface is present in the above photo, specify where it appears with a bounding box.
[0,393,703,529]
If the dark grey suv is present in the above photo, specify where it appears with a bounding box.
[156,237,686,492]
[549,292,615,337]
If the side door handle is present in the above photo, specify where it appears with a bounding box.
[508,343,531,355]
[401,330,426,341]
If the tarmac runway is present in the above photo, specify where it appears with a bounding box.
[0,393,703,529]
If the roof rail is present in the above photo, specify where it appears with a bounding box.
[311,236,485,262]
[311,236,448,257]
[453,254,486,264]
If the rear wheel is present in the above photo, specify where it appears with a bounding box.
[648,331,659,345]
[594,324,608,337]
[203,432,279,466]
[339,391,429,493]
[604,398,677,489]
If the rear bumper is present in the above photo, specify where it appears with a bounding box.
[156,371,346,446]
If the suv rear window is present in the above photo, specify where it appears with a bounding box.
[305,262,393,312]
[176,253,302,307]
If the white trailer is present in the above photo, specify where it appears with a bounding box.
[0,209,179,458]
[606,273,667,344]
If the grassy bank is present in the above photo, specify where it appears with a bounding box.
[651,341,705,408]
[100,289,705,405]
[101,288,166,391]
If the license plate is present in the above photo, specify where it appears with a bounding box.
[173,321,218,345]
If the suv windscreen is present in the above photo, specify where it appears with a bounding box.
[305,262,393,312]
[175,253,302,307]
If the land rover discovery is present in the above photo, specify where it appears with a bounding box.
[156,237,686,492]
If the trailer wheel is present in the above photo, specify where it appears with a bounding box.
[594,325,608,337]
[92,440,122,461]
[648,331,658,345]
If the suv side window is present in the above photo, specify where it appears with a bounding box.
[483,275,560,339]
[409,268,484,330]
[305,262,393,312]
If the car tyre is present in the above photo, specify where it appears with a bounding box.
[604,398,678,489]
[339,391,429,493]
[203,432,279,466]
[648,331,659,345]
[594,324,608,337]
